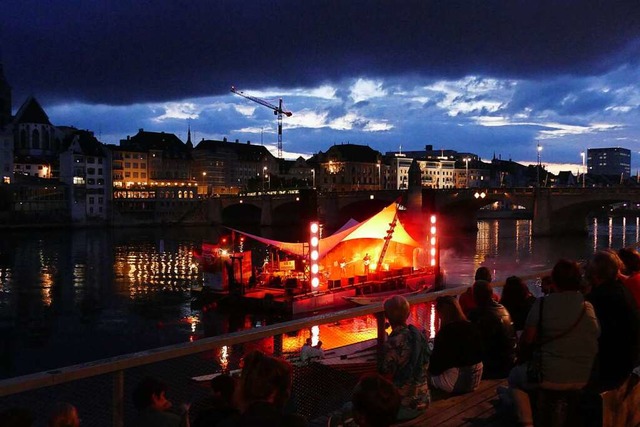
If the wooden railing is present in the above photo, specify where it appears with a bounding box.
[0,275,546,426]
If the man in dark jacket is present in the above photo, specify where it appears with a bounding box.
[586,250,640,391]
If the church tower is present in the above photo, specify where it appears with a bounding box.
[0,63,12,128]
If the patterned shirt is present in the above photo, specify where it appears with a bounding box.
[379,324,431,414]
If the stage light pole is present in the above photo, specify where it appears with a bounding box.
[377,162,381,190]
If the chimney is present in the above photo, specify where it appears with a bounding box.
[223,137,227,142]
[235,139,239,143]
[425,145,433,151]
[247,140,251,144]
[139,128,144,133]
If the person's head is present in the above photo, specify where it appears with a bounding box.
[235,350,292,411]
[618,248,640,275]
[383,295,410,328]
[540,275,553,295]
[551,259,583,292]
[436,295,467,325]
[305,337,312,346]
[210,374,236,405]
[472,280,493,307]
[351,374,401,427]
[500,276,531,306]
[132,377,172,412]
[586,250,622,286]
[48,403,80,427]
[474,267,492,282]
[315,340,323,349]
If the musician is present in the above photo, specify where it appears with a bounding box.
[340,257,347,277]
[363,253,371,275]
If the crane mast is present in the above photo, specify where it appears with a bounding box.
[230,86,292,159]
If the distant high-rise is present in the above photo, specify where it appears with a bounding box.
[587,147,631,178]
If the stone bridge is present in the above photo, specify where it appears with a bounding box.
[203,189,404,229]
[201,187,640,236]
[429,187,640,235]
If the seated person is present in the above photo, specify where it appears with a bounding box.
[132,377,189,427]
[468,280,517,378]
[220,350,307,427]
[49,403,80,427]
[191,374,238,427]
[299,338,314,363]
[500,275,536,332]
[508,259,599,427]
[352,374,401,427]
[586,250,640,392]
[327,374,401,427]
[429,296,483,394]
[379,295,431,421]
[459,267,500,315]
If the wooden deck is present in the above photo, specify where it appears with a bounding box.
[423,378,515,427]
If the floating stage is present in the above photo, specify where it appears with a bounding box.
[194,267,437,316]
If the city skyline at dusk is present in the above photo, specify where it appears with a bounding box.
[3,1,640,171]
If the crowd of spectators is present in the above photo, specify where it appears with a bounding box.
[2,249,639,427]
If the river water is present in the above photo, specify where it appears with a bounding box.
[0,217,638,379]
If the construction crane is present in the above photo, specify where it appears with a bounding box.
[230,86,292,159]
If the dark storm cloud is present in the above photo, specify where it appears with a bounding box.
[507,78,617,116]
[3,0,640,105]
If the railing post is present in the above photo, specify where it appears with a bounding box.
[273,333,283,357]
[113,370,124,427]
[375,312,386,362]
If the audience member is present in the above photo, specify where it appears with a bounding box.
[351,374,401,427]
[500,276,536,332]
[467,280,517,378]
[379,295,431,421]
[459,267,499,315]
[132,376,189,427]
[299,338,314,363]
[586,250,640,391]
[539,275,553,296]
[618,247,640,308]
[429,296,483,394]
[312,341,325,359]
[191,374,238,427]
[220,350,307,427]
[48,403,80,427]
[507,259,600,427]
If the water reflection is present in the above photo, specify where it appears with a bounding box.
[1,217,640,378]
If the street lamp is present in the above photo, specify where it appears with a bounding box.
[464,158,470,188]
[263,166,267,191]
[311,168,315,188]
[580,151,586,188]
[536,143,543,187]
[201,172,207,195]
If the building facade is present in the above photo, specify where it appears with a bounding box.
[587,147,631,178]
[193,138,278,194]
[59,130,112,222]
[314,144,382,192]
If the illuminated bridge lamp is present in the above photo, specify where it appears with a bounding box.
[310,221,320,288]
[428,215,438,268]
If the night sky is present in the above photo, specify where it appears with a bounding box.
[3,1,640,171]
